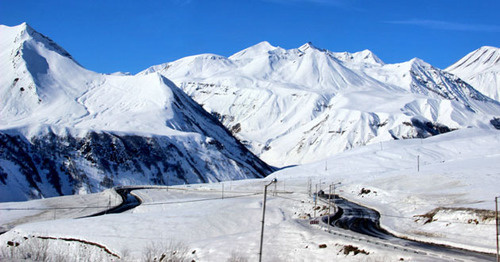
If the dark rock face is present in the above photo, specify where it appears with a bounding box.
[0,130,275,201]
[410,118,456,138]
[490,117,500,130]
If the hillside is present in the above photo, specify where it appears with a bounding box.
[0,23,274,202]
[141,42,500,166]
[446,46,500,101]
[1,128,499,260]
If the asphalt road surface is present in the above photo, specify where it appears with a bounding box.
[319,194,495,261]
[85,187,142,217]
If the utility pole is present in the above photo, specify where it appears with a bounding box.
[417,155,420,172]
[309,178,312,197]
[259,179,277,262]
[307,178,311,197]
[496,196,499,262]
[328,184,332,232]
[314,184,318,217]
[332,182,341,213]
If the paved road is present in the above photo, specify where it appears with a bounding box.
[85,187,142,217]
[318,194,495,261]
[85,186,172,217]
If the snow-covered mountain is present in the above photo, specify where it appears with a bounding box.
[141,41,500,166]
[2,128,499,260]
[446,46,500,101]
[0,23,274,202]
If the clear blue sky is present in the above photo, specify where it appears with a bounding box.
[1,0,499,74]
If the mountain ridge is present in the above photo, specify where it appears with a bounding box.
[0,23,274,202]
[141,41,500,166]
[446,46,500,101]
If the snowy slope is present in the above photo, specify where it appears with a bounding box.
[0,23,274,202]
[271,128,500,254]
[141,42,500,166]
[1,188,422,261]
[446,46,500,101]
[1,129,499,260]
[331,49,385,66]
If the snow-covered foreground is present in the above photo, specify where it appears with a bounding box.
[0,189,121,233]
[271,128,500,254]
[0,187,428,261]
[1,128,499,261]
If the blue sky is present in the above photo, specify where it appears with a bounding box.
[1,0,499,74]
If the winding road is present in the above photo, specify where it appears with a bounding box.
[318,194,495,261]
[85,187,143,217]
[83,187,496,261]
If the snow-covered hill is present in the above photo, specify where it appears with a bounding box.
[271,128,500,254]
[2,128,499,260]
[446,46,500,101]
[0,23,274,202]
[141,41,500,166]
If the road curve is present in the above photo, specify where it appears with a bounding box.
[84,187,142,217]
[319,194,495,261]
[84,186,167,217]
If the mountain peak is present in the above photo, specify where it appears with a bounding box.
[20,23,77,63]
[298,42,321,53]
[22,23,38,37]
[253,41,275,49]
[5,22,37,39]
[0,24,276,200]
[332,49,384,65]
[477,45,499,53]
[447,46,500,72]
[357,49,384,64]
[16,22,29,30]
[6,22,29,31]
[408,57,430,68]
[229,41,278,60]
[0,23,31,43]
[446,45,500,101]
[409,57,424,64]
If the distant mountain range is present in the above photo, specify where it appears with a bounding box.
[1,23,498,201]
[141,41,500,166]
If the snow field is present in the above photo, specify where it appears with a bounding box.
[2,126,498,260]
[0,189,121,232]
[270,128,500,254]
[1,186,429,261]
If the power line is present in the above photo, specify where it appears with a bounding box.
[137,192,261,206]
[0,192,262,211]
[2,189,496,227]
